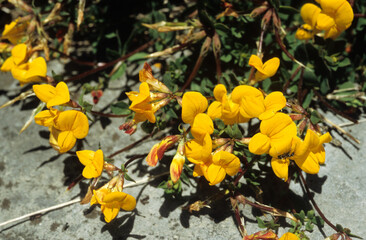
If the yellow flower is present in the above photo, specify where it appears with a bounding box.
[248,55,280,83]
[279,232,299,240]
[181,91,208,125]
[146,135,180,167]
[77,149,104,179]
[190,113,214,141]
[11,57,47,85]
[249,113,297,157]
[296,0,354,40]
[34,108,60,127]
[33,82,70,108]
[91,188,136,223]
[185,133,212,165]
[126,82,156,123]
[139,62,171,93]
[0,43,27,72]
[231,85,286,120]
[48,110,89,153]
[207,84,249,124]
[1,18,28,44]
[193,151,240,185]
[270,129,332,181]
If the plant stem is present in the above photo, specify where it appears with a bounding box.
[65,40,155,83]
[297,169,338,231]
[107,133,153,159]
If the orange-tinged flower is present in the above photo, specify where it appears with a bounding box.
[139,62,171,93]
[126,82,156,123]
[91,188,136,223]
[77,149,104,179]
[279,232,299,240]
[0,43,27,72]
[248,55,280,83]
[249,113,297,157]
[33,81,70,108]
[1,18,28,44]
[181,91,208,125]
[170,150,185,183]
[146,135,180,167]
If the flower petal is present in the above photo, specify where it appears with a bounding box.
[181,91,208,125]
[45,81,70,108]
[76,150,95,166]
[191,113,214,140]
[271,157,290,181]
[249,133,271,155]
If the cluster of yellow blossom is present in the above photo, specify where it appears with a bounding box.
[296,0,354,40]
[0,43,47,85]
[33,82,89,153]
[76,149,137,223]
[1,18,28,45]
[138,55,331,185]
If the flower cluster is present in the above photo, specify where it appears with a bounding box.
[0,43,47,85]
[76,149,137,223]
[296,0,354,40]
[33,82,89,153]
[141,56,331,184]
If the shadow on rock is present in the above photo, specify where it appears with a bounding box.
[101,212,145,240]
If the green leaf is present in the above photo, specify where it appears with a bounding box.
[310,110,321,124]
[302,90,314,109]
[127,52,148,62]
[231,124,242,139]
[256,217,266,228]
[305,221,314,232]
[110,63,126,81]
[124,173,136,183]
[307,210,315,219]
[111,101,131,115]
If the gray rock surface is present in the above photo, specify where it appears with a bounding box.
[0,61,365,240]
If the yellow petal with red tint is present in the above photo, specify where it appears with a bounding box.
[11,43,27,65]
[271,157,290,181]
[146,143,159,166]
[300,3,321,27]
[76,150,95,166]
[170,151,185,183]
[181,91,208,125]
[249,133,271,155]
